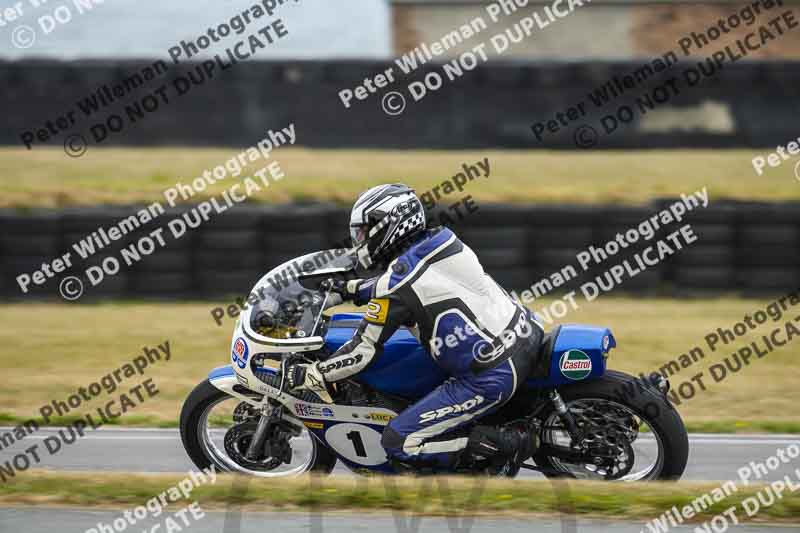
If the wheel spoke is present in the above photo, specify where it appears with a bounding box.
[540,398,664,481]
[198,397,317,477]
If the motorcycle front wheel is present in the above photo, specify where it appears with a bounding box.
[179,379,338,477]
[533,370,689,481]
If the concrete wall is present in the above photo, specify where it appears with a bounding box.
[2,59,799,150]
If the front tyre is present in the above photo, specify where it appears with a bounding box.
[533,370,689,481]
[180,380,337,477]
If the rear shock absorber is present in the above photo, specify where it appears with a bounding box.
[549,391,581,444]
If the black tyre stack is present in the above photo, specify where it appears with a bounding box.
[734,203,800,293]
[0,210,61,299]
[666,203,738,292]
[525,206,598,295]
[590,206,663,294]
[195,206,265,299]
[0,201,798,299]
[458,205,533,291]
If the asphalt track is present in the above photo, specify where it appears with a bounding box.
[2,430,798,533]
[0,508,794,533]
[1,428,798,481]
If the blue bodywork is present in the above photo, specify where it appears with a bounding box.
[209,314,616,398]
[324,313,615,400]
[324,313,447,398]
[208,365,235,381]
[526,324,615,388]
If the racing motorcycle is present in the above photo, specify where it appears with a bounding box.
[180,249,689,480]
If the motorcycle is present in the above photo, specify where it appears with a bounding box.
[180,249,689,480]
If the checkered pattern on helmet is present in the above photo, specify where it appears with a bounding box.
[388,210,425,245]
[368,216,390,239]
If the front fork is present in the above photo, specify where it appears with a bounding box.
[245,404,282,460]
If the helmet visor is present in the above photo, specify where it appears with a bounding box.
[350,224,368,247]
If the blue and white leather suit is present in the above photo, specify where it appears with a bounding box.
[319,226,543,467]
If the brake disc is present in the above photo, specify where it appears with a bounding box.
[581,427,636,480]
[223,421,283,472]
[569,403,640,479]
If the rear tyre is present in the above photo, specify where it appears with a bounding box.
[533,370,689,481]
[180,379,338,476]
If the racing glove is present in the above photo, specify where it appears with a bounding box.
[320,278,373,306]
[285,362,333,403]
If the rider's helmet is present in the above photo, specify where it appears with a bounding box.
[349,183,426,269]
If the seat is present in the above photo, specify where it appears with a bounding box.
[529,325,560,379]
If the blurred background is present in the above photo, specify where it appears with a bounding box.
[1,0,798,298]
[2,0,799,149]
[0,0,798,430]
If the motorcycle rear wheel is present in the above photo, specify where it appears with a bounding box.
[533,370,689,481]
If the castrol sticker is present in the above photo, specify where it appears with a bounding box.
[559,350,592,380]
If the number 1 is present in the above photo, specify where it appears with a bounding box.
[346,430,367,457]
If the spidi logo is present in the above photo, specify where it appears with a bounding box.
[559,349,592,380]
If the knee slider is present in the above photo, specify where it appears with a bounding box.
[381,425,406,456]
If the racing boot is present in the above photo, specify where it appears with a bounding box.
[464,424,538,467]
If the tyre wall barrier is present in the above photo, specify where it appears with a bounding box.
[2,59,799,149]
[1,201,798,301]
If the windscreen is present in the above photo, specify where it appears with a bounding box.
[247,249,356,341]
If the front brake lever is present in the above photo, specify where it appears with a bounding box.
[310,287,332,337]
[278,358,288,395]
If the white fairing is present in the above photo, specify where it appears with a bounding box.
[208,367,397,470]
[238,249,357,353]
[208,249,400,470]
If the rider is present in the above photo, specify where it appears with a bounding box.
[286,183,544,470]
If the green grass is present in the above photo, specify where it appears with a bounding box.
[681,420,800,435]
[0,412,173,428]
[0,296,797,431]
[1,472,799,523]
[0,147,797,207]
